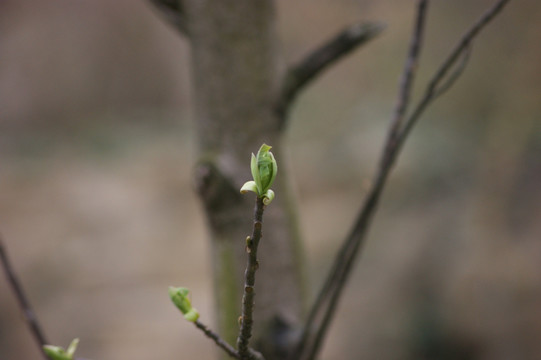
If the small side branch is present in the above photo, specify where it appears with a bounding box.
[236,197,266,360]
[275,21,385,129]
[148,0,189,36]
[194,320,263,360]
[0,234,49,359]
[194,320,240,359]
[294,0,512,359]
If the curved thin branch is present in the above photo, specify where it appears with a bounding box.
[148,0,189,36]
[293,3,429,359]
[0,234,49,359]
[399,0,512,142]
[275,21,385,129]
[430,44,472,102]
[294,0,512,359]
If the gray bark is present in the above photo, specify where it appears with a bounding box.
[184,1,305,358]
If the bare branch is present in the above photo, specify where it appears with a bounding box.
[194,319,264,360]
[294,4,429,358]
[399,0,512,143]
[382,0,429,169]
[148,0,188,36]
[194,320,241,359]
[0,234,49,359]
[275,21,385,129]
[236,197,266,360]
[293,0,512,359]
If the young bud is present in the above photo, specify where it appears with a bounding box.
[241,144,278,203]
[254,144,277,194]
[169,286,200,322]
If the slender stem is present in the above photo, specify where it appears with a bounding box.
[0,234,49,359]
[430,45,472,102]
[275,22,385,128]
[236,197,266,360]
[294,0,512,359]
[382,0,429,170]
[292,3,429,359]
[194,320,240,359]
[301,172,388,360]
[399,0,512,143]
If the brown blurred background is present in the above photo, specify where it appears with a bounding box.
[1,0,540,359]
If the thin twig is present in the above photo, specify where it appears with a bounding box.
[292,3,429,360]
[148,0,189,36]
[430,44,472,101]
[399,0,512,143]
[236,197,266,360]
[0,234,49,359]
[275,21,385,129]
[382,0,429,170]
[293,0,512,359]
[293,3,429,359]
[194,320,240,359]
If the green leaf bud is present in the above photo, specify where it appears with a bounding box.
[169,286,200,322]
[242,144,278,200]
[255,144,277,194]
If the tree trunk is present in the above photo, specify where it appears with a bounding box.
[184,1,305,358]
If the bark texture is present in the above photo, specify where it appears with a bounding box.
[184,1,304,358]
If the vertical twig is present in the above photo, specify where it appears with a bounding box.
[236,197,266,360]
[382,0,429,170]
[0,234,49,359]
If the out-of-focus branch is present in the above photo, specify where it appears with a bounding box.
[148,0,188,36]
[294,0,512,359]
[0,234,49,359]
[275,21,385,129]
[399,0,512,143]
[293,3,429,359]
[382,0,429,169]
